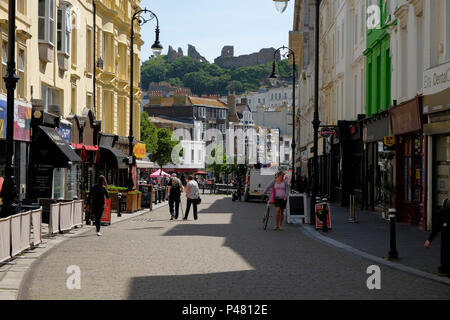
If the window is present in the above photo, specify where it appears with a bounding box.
[219,124,225,134]
[38,0,55,44]
[1,42,7,92]
[86,28,92,73]
[71,86,76,114]
[191,149,194,163]
[17,0,26,15]
[198,150,202,163]
[71,15,77,66]
[41,83,61,111]
[17,49,25,98]
[198,107,205,118]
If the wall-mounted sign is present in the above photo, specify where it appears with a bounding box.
[384,136,396,147]
[58,123,72,144]
[320,127,335,138]
[14,102,31,142]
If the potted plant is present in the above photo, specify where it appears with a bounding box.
[126,190,140,212]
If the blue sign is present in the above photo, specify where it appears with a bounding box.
[58,123,71,144]
[0,98,6,139]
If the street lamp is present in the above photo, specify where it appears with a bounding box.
[128,8,162,191]
[273,0,289,13]
[269,46,297,192]
[0,0,20,217]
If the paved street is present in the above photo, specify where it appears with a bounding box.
[18,195,450,300]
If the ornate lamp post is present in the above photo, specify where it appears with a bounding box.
[269,46,297,192]
[273,0,289,13]
[0,0,20,217]
[128,8,162,191]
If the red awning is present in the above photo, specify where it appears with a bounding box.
[196,171,208,175]
[71,143,84,150]
[84,145,99,151]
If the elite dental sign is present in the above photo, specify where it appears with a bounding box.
[423,61,450,95]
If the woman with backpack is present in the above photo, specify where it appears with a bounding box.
[183,175,200,220]
[167,173,184,220]
[263,170,290,230]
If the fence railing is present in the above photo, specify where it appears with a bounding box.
[1,198,85,266]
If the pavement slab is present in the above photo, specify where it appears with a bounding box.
[16,195,450,300]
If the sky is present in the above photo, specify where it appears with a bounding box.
[139,0,295,64]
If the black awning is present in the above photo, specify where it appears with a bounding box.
[33,126,82,167]
[99,146,128,169]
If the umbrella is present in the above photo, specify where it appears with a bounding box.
[150,169,170,178]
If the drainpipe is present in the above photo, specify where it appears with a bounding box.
[93,0,96,119]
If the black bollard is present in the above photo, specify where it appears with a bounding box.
[117,193,122,217]
[388,208,399,259]
[322,198,329,232]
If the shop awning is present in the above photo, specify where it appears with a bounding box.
[136,159,155,169]
[35,126,82,167]
[99,146,128,169]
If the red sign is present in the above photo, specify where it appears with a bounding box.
[101,198,112,225]
[315,204,332,229]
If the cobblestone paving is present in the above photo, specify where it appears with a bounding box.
[18,195,450,300]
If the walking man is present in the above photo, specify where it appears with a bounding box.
[88,175,109,236]
[183,175,200,220]
[167,173,183,220]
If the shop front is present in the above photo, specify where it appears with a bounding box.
[0,95,33,202]
[362,111,392,211]
[30,125,82,201]
[390,96,426,228]
[423,86,450,231]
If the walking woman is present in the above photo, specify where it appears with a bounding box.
[183,175,200,220]
[263,170,290,230]
[88,175,109,236]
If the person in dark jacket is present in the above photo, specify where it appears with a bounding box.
[89,175,109,236]
[167,173,183,220]
[425,198,449,276]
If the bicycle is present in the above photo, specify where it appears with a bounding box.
[262,198,271,230]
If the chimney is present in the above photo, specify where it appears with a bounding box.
[174,89,187,105]
[149,90,162,105]
[227,94,236,119]
[241,98,248,105]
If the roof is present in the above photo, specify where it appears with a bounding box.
[189,97,228,109]
[149,116,193,127]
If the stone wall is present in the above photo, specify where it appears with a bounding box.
[214,47,281,69]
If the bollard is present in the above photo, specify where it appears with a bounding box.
[388,208,399,259]
[321,197,329,232]
[117,193,122,217]
[348,194,358,223]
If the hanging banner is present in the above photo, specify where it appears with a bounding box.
[58,122,72,144]
[0,98,6,139]
[133,142,146,159]
[14,101,31,142]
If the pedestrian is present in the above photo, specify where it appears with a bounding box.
[88,175,109,236]
[236,176,242,201]
[263,170,290,230]
[167,173,183,220]
[180,173,186,187]
[425,198,449,276]
[183,175,200,220]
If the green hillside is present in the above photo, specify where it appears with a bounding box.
[140,55,294,96]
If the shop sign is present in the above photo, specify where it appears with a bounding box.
[384,136,395,147]
[133,142,146,159]
[389,97,422,135]
[423,60,450,96]
[320,127,335,138]
[58,123,72,144]
[0,98,5,139]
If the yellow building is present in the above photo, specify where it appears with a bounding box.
[0,0,143,140]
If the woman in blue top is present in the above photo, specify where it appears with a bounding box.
[263,171,290,230]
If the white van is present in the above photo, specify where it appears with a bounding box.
[244,167,278,202]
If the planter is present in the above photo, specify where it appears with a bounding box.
[137,192,142,210]
[126,193,138,212]
[110,193,119,211]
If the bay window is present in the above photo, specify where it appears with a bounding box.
[57,5,71,54]
[38,0,54,45]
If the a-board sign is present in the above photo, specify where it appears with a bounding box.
[101,198,111,225]
[315,203,332,229]
[287,193,308,224]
